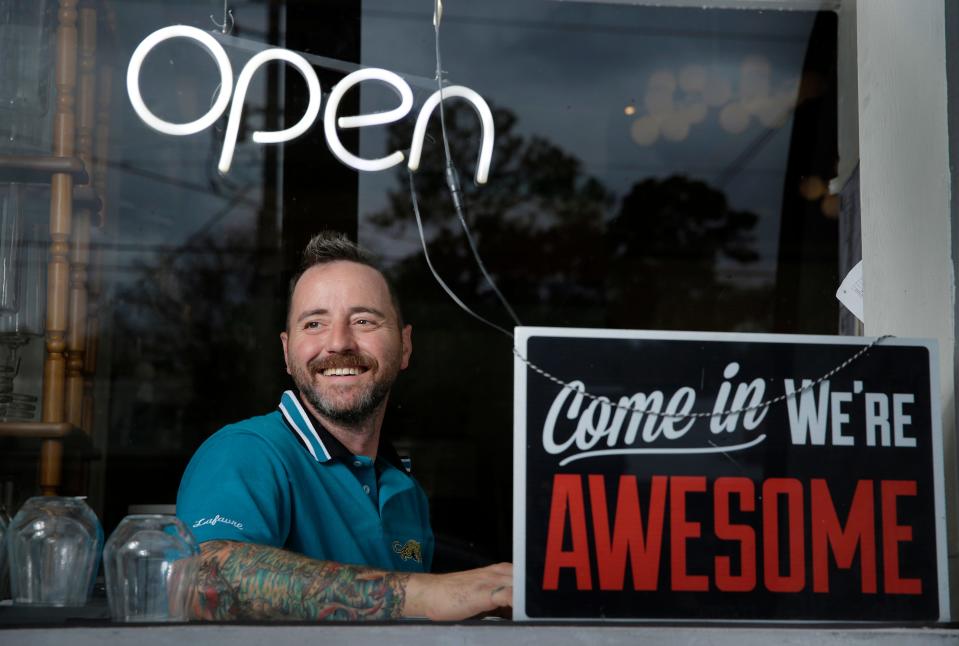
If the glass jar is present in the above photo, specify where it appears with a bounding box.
[103,514,199,622]
[7,496,103,606]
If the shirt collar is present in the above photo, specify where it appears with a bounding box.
[277,389,408,472]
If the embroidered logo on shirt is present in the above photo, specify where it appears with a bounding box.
[192,514,244,530]
[392,539,422,563]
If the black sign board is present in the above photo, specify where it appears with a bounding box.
[513,328,948,621]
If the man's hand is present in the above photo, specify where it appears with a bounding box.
[403,563,513,621]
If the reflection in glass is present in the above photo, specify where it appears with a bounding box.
[355,1,837,566]
[0,220,45,420]
[0,184,23,313]
[29,0,841,575]
[0,0,56,153]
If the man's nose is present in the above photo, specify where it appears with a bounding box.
[326,319,358,353]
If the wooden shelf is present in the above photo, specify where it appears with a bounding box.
[0,421,76,439]
[0,155,102,218]
[2,4,112,496]
[0,155,89,185]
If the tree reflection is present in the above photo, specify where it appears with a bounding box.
[105,103,769,449]
[370,104,613,321]
[369,101,768,331]
[102,101,768,563]
[606,175,769,331]
[109,235,279,450]
[365,100,768,567]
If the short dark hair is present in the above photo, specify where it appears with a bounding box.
[286,231,404,329]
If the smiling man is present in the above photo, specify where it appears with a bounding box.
[176,232,512,621]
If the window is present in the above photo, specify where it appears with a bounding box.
[0,0,838,573]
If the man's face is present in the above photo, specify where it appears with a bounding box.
[280,261,412,426]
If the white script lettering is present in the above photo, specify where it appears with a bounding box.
[127,25,495,179]
[192,514,245,531]
[542,379,766,466]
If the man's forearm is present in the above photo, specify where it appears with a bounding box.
[188,540,410,621]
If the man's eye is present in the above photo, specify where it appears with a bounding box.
[355,319,370,325]
[304,321,321,329]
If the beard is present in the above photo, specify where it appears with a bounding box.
[291,353,397,426]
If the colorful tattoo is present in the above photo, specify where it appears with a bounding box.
[187,540,410,621]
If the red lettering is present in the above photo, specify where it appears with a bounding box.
[762,478,805,592]
[670,476,708,591]
[541,474,923,600]
[810,479,876,593]
[543,474,592,590]
[588,474,667,591]
[714,477,756,592]
[881,480,921,594]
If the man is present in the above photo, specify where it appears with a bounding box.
[176,232,511,621]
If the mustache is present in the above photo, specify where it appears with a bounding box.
[309,354,376,373]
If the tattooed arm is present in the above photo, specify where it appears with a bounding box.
[187,540,512,621]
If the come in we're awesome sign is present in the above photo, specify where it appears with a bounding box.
[513,328,948,621]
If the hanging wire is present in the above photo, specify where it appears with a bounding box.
[208,1,234,115]
[210,0,235,35]
[410,1,892,422]
[408,170,892,421]
[409,170,514,339]
[432,1,521,326]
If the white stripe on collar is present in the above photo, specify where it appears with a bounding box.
[278,402,319,461]
[280,390,332,462]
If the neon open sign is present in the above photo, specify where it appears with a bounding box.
[126,26,494,182]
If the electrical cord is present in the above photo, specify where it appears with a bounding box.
[432,6,521,327]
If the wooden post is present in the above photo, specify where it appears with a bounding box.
[66,3,95,431]
[39,439,64,497]
[67,210,90,430]
[41,0,79,495]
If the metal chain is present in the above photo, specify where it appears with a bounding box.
[513,334,894,420]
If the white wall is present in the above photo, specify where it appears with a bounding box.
[856,0,958,614]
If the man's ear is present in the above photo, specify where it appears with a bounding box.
[400,324,412,370]
[280,331,291,375]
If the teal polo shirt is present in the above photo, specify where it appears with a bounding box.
[176,390,433,572]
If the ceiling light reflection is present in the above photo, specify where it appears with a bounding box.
[679,64,707,94]
[661,112,690,141]
[630,114,660,146]
[719,102,750,134]
[704,74,732,107]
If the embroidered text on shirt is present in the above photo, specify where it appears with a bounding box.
[193,514,245,530]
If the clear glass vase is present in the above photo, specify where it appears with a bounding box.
[103,514,200,622]
[0,184,23,314]
[7,496,103,606]
[0,220,47,337]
